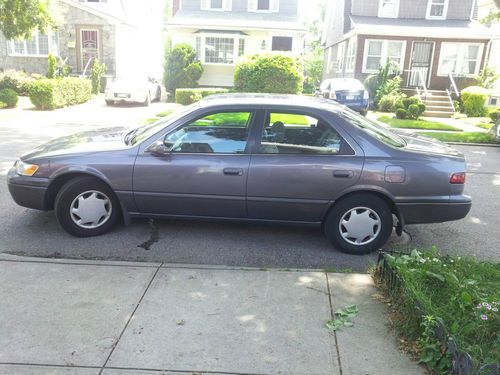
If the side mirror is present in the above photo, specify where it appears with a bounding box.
[146,140,170,157]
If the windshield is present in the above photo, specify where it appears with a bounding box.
[330,79,365,91]
[337,109,406,148]
[127,104,198,145]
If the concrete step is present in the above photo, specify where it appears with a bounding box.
[424,99,452,105]
[423,110,455,118]
[425,105,455,111]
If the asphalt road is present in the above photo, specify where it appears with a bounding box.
[0,98,499,271]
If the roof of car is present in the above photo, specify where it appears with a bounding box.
[199,93,344,112]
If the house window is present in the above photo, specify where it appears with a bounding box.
[258,0,270,10]
[426,0,449,19]
[345,38,357,72]
[210,0,223,8]
[438,42,483,76]
[249,0,278,12]
[363,39,405,73]
[337,41,345,73]
[272,36,292,51]
[7,31,57,57]
[238,38,245,56]
[378,0,399,18]
[205,37,235,64]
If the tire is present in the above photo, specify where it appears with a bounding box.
[105,100,114,106]
[323,193,393,255]
[54,176,120,237]
[154,86,161,102]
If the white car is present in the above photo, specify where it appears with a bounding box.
[105,76,161,106]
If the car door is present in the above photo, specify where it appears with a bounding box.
[246,108,364,223]
[133,108,256,218]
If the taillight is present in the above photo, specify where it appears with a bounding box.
[450,172,466,184]
[329,91,337,100]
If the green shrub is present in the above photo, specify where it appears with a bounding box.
[28,77,92,110]
[375,76,402,104]
[164,43,203,94]
[0,70,34,95]
[364,60,401,106]
[398,95,426,119]
[234,54,303,94]
[487,107,500,123]
[0,88,18,108]
[461,86,488,117]
[377,92,406,112]
[47,54,57,79]
[175,88,229,105]
[408,104,422,120]
[91,58,106,94]
[395,108,408,119]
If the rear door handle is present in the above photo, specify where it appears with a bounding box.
[333,170,354,178]
[223,168,244,176]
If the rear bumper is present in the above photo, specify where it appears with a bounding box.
[396,195,472,224]
[343,101,369,113]
[7,167,50,211]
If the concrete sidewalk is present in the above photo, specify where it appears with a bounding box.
[0,255,424,375]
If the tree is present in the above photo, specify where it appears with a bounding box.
[475,66,500,89]
[0,0,53,40]
[234,54,303,94]
[163,43,203,94]
[302,0,326,92]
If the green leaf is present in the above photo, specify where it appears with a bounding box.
[426,271,445,282]
[325,319,344,331]
[461,291,473,306]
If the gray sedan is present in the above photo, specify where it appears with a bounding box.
[7,94,471,254]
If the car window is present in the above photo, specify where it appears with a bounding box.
[164,111,253,154]
[337,109,406,148]
[257,112,344,155]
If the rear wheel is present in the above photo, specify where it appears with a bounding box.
[54,176,120,237]
[105,100,114,106]
[324,193,393,254]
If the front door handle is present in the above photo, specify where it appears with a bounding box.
[333,170,354,178]
[223,168,244,176]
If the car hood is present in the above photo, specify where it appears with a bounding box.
[390,129,463,158]
[22,127,130,160]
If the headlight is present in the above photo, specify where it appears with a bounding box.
[15,160,39,176]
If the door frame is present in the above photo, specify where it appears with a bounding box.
[409,41,435,88]
[77,27,101,72]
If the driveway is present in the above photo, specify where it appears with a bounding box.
[0,98,498,271]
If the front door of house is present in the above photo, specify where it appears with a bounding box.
[80,29,99,72]
[409,42,433,88]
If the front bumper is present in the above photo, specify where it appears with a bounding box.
[7,167,50,211]
[396,195,472,225]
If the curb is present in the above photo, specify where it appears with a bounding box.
[445,142,500,147]
[0,253,343,274]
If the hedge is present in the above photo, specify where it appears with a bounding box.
[0,70,37,95]
[461,86,488,117]
[175,88,229,105]
[28,77,92,110]
[234,54,303,94]
[0,88,18,108]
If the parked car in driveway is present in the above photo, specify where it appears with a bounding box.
[316,78,369,115]
[105,76,161,106]
[7,94,471,254]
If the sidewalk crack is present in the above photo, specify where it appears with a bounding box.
[98,263,163,375]
[325,272,343,375]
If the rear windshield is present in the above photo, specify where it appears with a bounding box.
[330,79,364,91]
[337,110,406,148]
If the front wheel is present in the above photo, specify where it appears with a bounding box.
[54,176,120,237]
[323,194,393,255]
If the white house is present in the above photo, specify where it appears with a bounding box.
[167,0,307,87]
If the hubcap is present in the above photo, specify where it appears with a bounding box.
[70,190,112,229]
[339,207,381,246]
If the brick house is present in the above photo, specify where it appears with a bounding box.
[0,0,164,78]
[166,0,307,87]
[322,0,492,116]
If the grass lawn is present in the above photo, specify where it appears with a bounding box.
[156,109,174,117]
[378,115,462,131]
[475,122,494,130]
[377,250,499,371]
[420,131,499,144]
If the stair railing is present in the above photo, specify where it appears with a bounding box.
[81,57,94,78]
[448,72,459,97]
